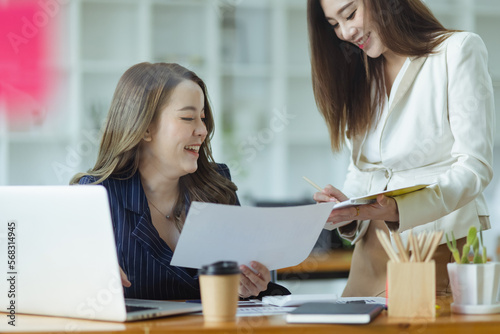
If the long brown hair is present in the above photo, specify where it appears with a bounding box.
[307,0,456,151]
[70,62,238,230]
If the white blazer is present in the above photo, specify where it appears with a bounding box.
[342,32,495,245]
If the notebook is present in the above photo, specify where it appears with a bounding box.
[262,294,387,307]
[0,185,202,322]
[286,302,384,324]
[332,184,431,210]
[322,184,431,230]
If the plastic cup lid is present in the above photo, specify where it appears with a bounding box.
[199,261,240,275]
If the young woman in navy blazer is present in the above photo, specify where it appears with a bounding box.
[308,0,494,297]
[71,63,289,300]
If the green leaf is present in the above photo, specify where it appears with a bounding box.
[452,249,461,264]
[466,226,477,247]
[473,248,483,264]
[446,233,461,263]
[445,233,453,251]
[461,244,471,264]
[472,237,479,252]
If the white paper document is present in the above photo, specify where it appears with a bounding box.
[262,294,338,307]
[171,202,335,270]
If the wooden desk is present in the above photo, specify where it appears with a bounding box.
[3,296,500,334]
[278,249,352,279]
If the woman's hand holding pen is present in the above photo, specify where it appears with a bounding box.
[313,184,400,224]
[313,183,348,204]
[313,184,354,226]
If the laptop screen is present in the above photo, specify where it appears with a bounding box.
[0,185,128,322]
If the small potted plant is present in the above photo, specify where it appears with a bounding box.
[446,226,500,314]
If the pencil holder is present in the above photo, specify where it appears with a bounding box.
[387,261,436,318]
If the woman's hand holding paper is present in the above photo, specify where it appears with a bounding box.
[238,261,271,298]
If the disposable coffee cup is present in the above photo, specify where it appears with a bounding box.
[199,261,240,322]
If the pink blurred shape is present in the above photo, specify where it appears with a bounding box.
[0,0,58,123]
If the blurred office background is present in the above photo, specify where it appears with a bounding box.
[1,0,499,292]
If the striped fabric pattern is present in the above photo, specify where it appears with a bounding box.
[79,164,236,300]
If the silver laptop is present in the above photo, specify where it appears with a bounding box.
[0,185,202,322]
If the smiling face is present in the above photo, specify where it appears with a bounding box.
[320,0,387,58]
[141,79,208,179]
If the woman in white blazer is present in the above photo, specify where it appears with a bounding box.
[307,0,495,297]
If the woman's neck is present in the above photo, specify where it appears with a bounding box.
[383,50,407,73]
[139,161,179,205]
[382,50,407,97]
[139,159,182,250]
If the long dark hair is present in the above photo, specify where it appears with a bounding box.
[71,62,238,230]
[307,0,457,151]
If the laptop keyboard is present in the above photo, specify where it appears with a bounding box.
[126,304,158,313]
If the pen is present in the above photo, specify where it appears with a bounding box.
[302,176,323,192]
[302,176,340,204]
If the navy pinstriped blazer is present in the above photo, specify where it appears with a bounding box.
[79,164,237,300]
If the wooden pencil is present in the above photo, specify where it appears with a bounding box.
[425,230,444,262]
[376,229,400,263]
[393,232,409,262]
